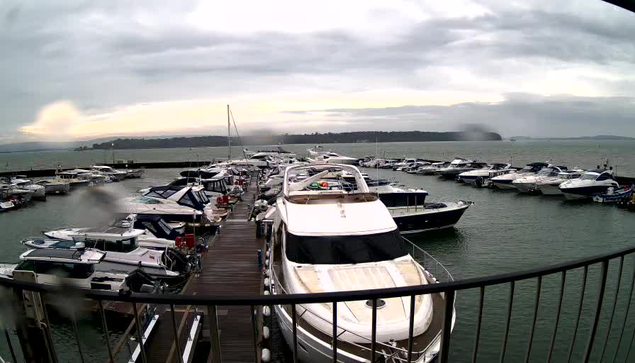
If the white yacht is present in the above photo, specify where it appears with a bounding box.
[457,163,514,185]
[512,165,567,193]
[416,162,450,175]
[8,177,46,200]
[119,185,224,224]
[35,179,71,195]
[22,236,189,281]
[490,162,549,190]
[91,165,127,181]
[269,164,453,362]
[42,216,177,250]
[536,171,584,196]
[56,170,95,188]
[0,248,129,292]
[308,151,359,165]
[559,170,620,200]
[436,159,487,180]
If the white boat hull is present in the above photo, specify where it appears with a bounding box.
[537,184,563,196]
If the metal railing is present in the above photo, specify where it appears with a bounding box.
[1,243,635,362]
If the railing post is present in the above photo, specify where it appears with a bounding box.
[524,276,542,363]
[567,266,589,363]
[611,257,635,363]
[332,301,338,363]
[371,298,377,363]
[472,286,485,363]
[599,256,624,361]
[500,281,515,363]
[131,303,148,363]
[407,295,416,363]
[207,305,223,363]
[292,304,298,363]
[169,304,184,363]
[439,289,455,363]
[547,271,566,363]
[582,260,609,362]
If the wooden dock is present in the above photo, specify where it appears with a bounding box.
[142,177,265,363]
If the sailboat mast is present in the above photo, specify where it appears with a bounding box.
[227,104,231,160]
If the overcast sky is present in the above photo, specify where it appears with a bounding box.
[1,0,634,143]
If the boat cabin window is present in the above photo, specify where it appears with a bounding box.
[15,260,35,272]
[596,173,613,181]
[285,230,407,264]
[51,240,77,249]
[581,174,599,180]
[135,196,162,204]
[33,262,95,279]
[84,238,137,253]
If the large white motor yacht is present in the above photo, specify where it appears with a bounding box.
[308,151,359,165]
[489,162,549,190]
[512,165,567,193]
[559,170,619,200]
[269,164,453,362]
[91,165,127,181]
[536,170,583,196]
[457,163,514,185]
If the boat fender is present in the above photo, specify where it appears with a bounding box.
[264,290,270,295]
[263,306,271,317]
[264,277,270,287]
[265,258,269,267]
[263,326,270,339]
[262,348,271,362]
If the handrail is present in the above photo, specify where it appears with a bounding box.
[2,243,635,306]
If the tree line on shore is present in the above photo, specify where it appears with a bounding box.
[91,131,502,150]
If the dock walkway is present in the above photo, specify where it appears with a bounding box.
[143,178,264,363]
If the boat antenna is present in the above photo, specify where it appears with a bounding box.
[227,104,231,160]
[375,138,379,194]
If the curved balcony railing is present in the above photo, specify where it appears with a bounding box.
[1,243,635,363]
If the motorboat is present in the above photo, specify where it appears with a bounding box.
[0,200,16,212]
[489,162,549,190]
[124,168,145,178]
[91,165,127,182]
[592,186,634,204]
[43,215,178,250]
[7,177,46,200]
[436,159,487,180]
[512,165,568,194]
[244,146,296,159]
[35,179,71,195]
[0,183,33,203]
[405,161,432,174]
[308,151,359,165]
[268,163,454,362]
[119,185,223,224]
[559,170,620,200]
[536,171,583,196]
[0,248,134,292]
[457,163,515,185]
[22,235,190,281]
[375,185,472,234]
[56,170,95,188]
[416,162,450,175]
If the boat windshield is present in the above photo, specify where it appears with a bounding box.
[537,168,554,176]
[581,174,599,180]
[285,230,407,264]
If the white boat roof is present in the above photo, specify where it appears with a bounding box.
[20,248,105,264]
[283,198,397,236]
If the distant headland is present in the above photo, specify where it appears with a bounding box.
[89,131,502,150]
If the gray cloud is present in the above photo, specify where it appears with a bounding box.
[1,0,635,142]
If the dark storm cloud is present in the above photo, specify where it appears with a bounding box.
[1,0,635,141]
[283,94,635,137]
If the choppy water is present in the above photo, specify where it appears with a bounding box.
[2,139,635,175]
[1,141,635,362]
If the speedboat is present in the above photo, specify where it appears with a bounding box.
[416,162,450,175]
[269,163,454,362]
[91,165,127,182]
[559,170,620,200]
[375,185,472,234]
[490,162,549,190]
[56,170,94,188]
[536,171,583,196]
[405,161,432,174]
[457,163,514,185]
[308,151,359,165]
[35,179,71,195]
[124,169,145,178]
[119,185,224,224]
[22,236,190,281]
[512,165,567,194]
[43,215,178,250]
[8,177,46,200]
[436,159,487,180]
[0,248,135,292]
